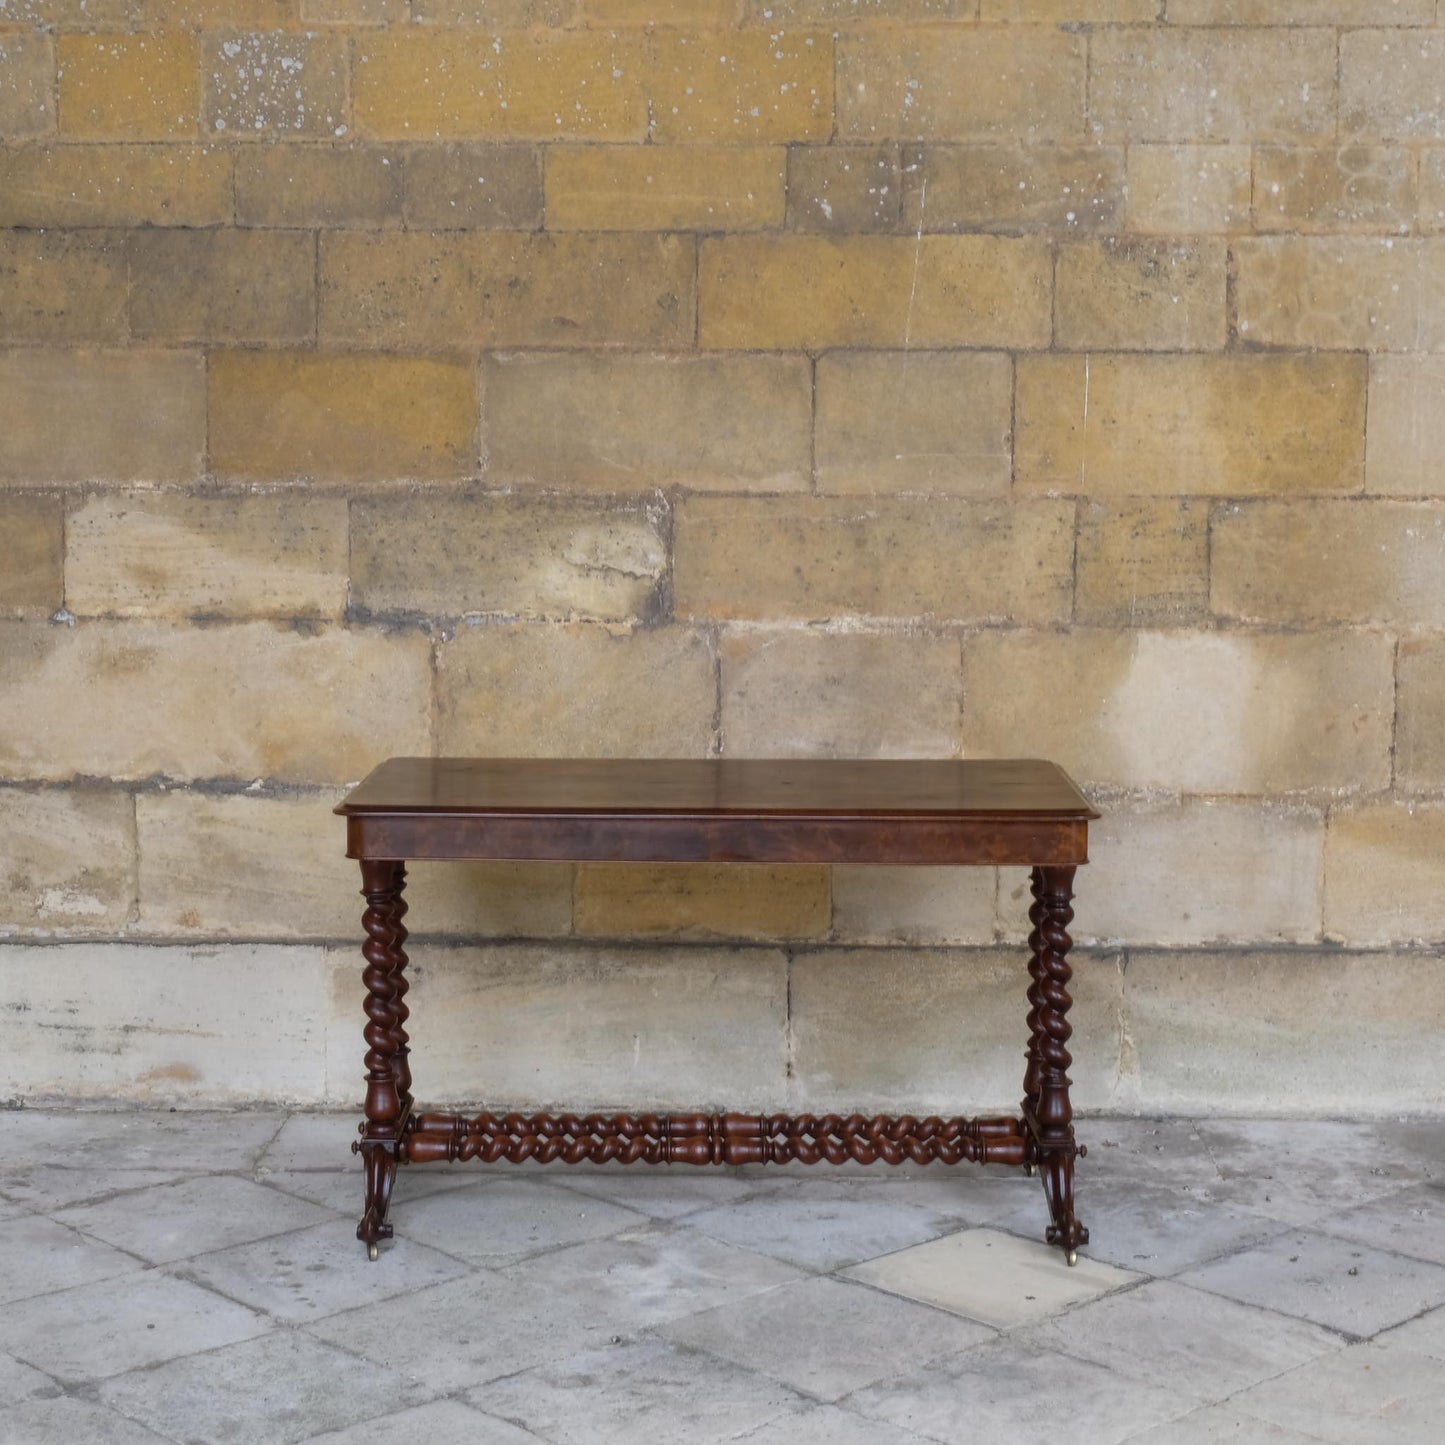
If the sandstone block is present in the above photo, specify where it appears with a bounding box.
[65,493,349,620]
[960,629,1394,795]
[0,944,329,1102]
[1366,357,1445,495]
[1397,638,1445,792]
[1055,239,1227,351]
[0,230,127,344]
[830,867,997,947]
[749,0,973,18]
[353,31,648,140]
[414,0,575,21]
[0,788,135,936]
[787,145,898,233]
[325,943,786,1110]
[590,0,738,21]
[815,351,1011,495]
[1169,0,1432,19]
[0,497,64,617]
[698,235,1051,349]
[235,145,404,227]
[402,142,543,229]
[320,232,694,347]
[651,29,831,144]
[983,0,1154,13]
[719,630,962,759]
[1090,28,1335,143]
[0,144,231,227]
[1341,29,1445,141]
[1424,150,1445,231]
[58,32,198,140]
[574,864,830,941]
[201,30,348,138]
[0,0,139,24]
[302,0,402,19]
[0,621,432,783]
[1324,804,1445,945]
[1124,144,1250,234]
[127,229,314,343]
[0,34,54,138]
[136,792,573,939]
[1015,354,1367,496]
[483,352,810,491]
[906,144,1124,233]
[1056,801,1323,947]
[836,27,1084,142]
[790,947,1122,1115]
[1075,498,1209,626]
[1212,501,1445,626]
[436,624,716,758]
[0,350,204,484]
[676,495,1074,623]
[547,145,782,231]
[208,352,477,483]
[1124,949,1445,1119]
[1255,146,1417,234]
[1234,238,1445,351]
[152,0,300,21]
[351,492,668,622]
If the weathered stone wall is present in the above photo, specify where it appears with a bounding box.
[2,1,1442,1116]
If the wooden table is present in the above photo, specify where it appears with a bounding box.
[336,757,1099,1265]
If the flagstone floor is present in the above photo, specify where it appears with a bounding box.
[1,1110,1443,1443]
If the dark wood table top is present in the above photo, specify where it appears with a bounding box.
[337,757,1098,821]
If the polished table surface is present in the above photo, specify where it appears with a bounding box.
[337,756,1099,819]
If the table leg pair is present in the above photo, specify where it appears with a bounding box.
[352,862,1088,1264]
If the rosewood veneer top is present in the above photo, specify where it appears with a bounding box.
[338,758,1097,867]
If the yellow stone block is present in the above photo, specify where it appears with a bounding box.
[545,145,785,230]
[0,497,64,617]
[574,864,830,941]
[1397,639,1445,792]
[235,144,404,228]
[209,351,478,482]
[1090,28,1335,142]
[402,143,543,229]
[1016,354,1367,496]
[0,144,231,227]
[837,26,1084,141]
[1366,357,1445,495]
[1124,144,1250,234]
[788,145,899,233]
[651,29,832,144]
[0,350,204,485]
[1325,804,1445,945]
[200,31,349,139]
[0,231,127,344]
[0,34,56,138]
[699,234,1051,349]
[65,492,350,620]
[1211,500,1445,626]
[1341,29,1445,141]
[353,31,648,140]
[436,624,716,757]
[675,494,1074,623]
[1055,239,1227,351]
[1075,499,1209,626]
[59,32,200,140]
[1234,237,1445,350]
[1255,146,1416,234]
[320,231,695,347]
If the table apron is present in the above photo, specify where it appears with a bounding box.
[346,813,1089,866]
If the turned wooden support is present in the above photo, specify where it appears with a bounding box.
[356,859,409,1255]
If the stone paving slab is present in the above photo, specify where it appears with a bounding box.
[2,1109,1441,1444]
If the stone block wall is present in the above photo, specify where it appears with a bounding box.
[1,1,1442,1116]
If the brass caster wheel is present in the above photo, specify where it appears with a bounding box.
[1024,1163,1035,1177]
[1066,1249,1078,1267]
[367,1242,379,1263]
